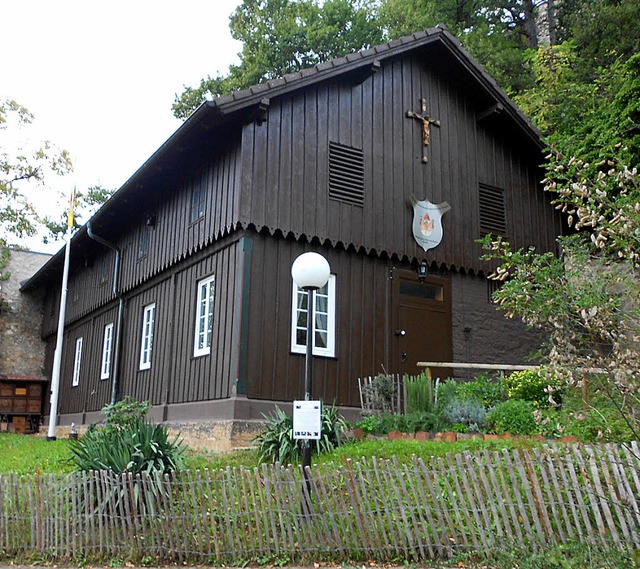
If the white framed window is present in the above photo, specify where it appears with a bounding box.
[193,274,215,357]
[72,337,83,387]
[291,275,336,357]
[100,322,114,380]
[139,303,155,370]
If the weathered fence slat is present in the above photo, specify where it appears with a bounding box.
[596,445,630,547]
[408,457,440,556]
[604,444,638,546]
[502,449,538,544]
[261,463,280,554]
[416,456,451,556]
[0,443,639,562]
[393,457,430,559]
[533,446,568,542]
[481,449,513,542]
[311,463,342,554]
[521,447,554,542]
[453,452,491,550]
[461,452,497,546]
[572,445,609,547]
[621,443,640,538]
[510,449,546,545]
[436,455,474,549]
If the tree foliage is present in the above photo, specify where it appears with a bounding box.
[0,98,72,244]
[481,60,640,437]
[174,0,550,118]
[173,0,640,119]
[42,184,116,243]
[172,0,382,119]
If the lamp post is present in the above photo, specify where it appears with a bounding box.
[291,252,330,481]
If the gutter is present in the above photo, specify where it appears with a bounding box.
[87,221,125,407]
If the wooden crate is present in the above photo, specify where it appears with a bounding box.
[13,416,27,434]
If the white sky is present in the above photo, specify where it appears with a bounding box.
[2,0,242,253]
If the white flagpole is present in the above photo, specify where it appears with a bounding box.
[47,188,75,441]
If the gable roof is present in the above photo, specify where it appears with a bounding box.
[23,25,543,291]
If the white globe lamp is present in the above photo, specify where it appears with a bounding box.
[291,252,330,290]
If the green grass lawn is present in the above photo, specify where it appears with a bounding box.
[0,430,527,475]
[0,433,74,475]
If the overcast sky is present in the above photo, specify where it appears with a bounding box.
[2,0,242,252]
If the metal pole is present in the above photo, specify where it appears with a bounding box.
[47,226,72,441]
[302,287,314,473]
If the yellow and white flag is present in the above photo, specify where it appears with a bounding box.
[67,186,77,228]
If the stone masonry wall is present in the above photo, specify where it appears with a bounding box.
[451,272,545,380]
[0,249,50,377]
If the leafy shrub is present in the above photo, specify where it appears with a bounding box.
[536,400,635,443]
[354,411,444,434]
[254,404,349,464]
[442,397,487,432]
[69,418,186,474]
[404,371,434,413]
[504,369,563,407]
[457,373,507,407]
[103,396,151,429]
[435,375,506,411]
[434,379,460,409]
[354,414,382,434]
[485,399,537,435]
[399,411,443,433]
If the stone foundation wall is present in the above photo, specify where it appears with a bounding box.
[42,419,265,453]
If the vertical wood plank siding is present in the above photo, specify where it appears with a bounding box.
[49,239,242,415]
[55,306,119,415]
[239,54,561,271]
[41,137,241,339]
[244,234,389,406]
[36,46,563,418]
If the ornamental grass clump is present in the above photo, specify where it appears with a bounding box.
[69,397,185,475]
[404,370,434,413]
[254,404,349,464]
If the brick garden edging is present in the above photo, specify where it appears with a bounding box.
[353,427,580,445]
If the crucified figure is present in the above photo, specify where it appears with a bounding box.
[406,97,441,162]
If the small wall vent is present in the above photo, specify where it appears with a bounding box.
[479,183,507,236]
[329,141,364,207]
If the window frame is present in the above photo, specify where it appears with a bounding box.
[193,274,215,357]
[190,184,207,224]
[138,225,150,259]
[290,274,336,358]
[100,322,114,380]
[72,337,83,387]
[139,303,156,370]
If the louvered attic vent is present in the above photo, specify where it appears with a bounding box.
[329,141,365,207]
[479,183,507,236]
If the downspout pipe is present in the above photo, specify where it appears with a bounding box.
[87,222,125,406]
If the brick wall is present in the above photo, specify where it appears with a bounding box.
[0,249,51,377]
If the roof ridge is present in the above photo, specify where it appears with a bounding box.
[211,26,448,109]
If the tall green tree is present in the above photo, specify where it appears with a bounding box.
[172,0,382,120]
[556,0,640,80]
[482,53,640,440]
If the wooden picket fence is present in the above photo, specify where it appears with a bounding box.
[1,442,639,563]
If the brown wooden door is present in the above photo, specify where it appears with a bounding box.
[393,271,452,380]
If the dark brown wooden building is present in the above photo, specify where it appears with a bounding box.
[23,27,562,442]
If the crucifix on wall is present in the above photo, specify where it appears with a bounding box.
[406,97,440,163]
